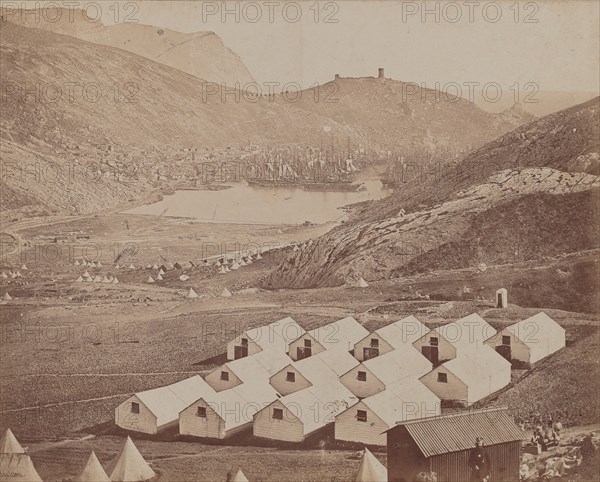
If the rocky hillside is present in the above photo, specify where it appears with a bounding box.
[1,8,255,86]
[264,98,600,290]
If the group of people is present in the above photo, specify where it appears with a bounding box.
[531,418,563,453]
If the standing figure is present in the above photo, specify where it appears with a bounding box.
[469,437,491,482]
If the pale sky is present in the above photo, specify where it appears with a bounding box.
[130,0,599,93]
[19,0,600,93]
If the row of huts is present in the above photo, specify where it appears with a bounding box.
[115,312,565,446]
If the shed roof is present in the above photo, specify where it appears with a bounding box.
[135,375,215,427]
[387,407,525,457]
[375,316,429,348]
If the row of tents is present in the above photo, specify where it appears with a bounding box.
[0,428,384,481]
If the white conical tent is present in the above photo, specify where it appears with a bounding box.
[20,264,28,270]
[187,288,198,299]
[152,264,159,270]
[97,262,103,268]
[112,277,119,284]
[0,429,43,482]
[221,288,232,298]
[106,436,155,482]
[76,276,84,282]
[156,274,163,281]
[74,260,81,266]
[3,293,13,301]
[158,269,165,276]
[74,451,111,482]
[82,260,88,266]
[128,264,136,270]
[147,276,155,283]
[255,253,263,260]
[102,276,110,283]
[230,469,249,482]
[358,277,369,288]
[355,448,387,482]
[0,272,7,278]
[83,271,90,278]
[0,429,25,454]
[219,266,227,275]
[230,262,240,270]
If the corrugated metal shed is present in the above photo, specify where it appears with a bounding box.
[390,407,525,457]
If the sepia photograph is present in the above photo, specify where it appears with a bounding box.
[0,1,599,481]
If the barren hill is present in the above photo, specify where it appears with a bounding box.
[1,8,256,86]
[279,73,533,153]
[264,98,600,296]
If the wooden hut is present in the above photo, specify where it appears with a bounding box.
[354,316,429,361]
[386,407,524,482]
[485,312,565,365]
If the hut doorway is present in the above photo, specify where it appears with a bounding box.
[422,346,439,364]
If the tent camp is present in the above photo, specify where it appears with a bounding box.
[226,317,305,360]
[74,451,110,482]
[270,349,359,396]
[0,429,43,482]
[485,312,565,365]
[335,378,441,446]
[288,316,369,361]
[354,316,429,361]
[180,380,278,439]
[412,313,497,364]
[354,448,387,482]
[340,347,432,399]
[106,436,155,482]
[419,344,511,405]
[115,375,215,434]
[253,383,358,442]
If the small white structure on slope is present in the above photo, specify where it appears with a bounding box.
[3,293,13,301]
[221,287,232,298]
[496,288,508,308]
[187,288,199,299]
[358,277,369,288]
[485,312,565,365]
[74,451,110,482]
[354,316,429,361]
[147,276,155,283]
[115,375,214,434]
[355,448,387,482]
[0,428,43,482]
[106,436,156,482]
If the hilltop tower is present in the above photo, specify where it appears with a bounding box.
[378,67,385,81]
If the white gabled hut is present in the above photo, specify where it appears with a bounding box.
[340,347,432,399]
[114,375,215,434]
[412,313,497,364]
[354,316,429,361]
[270,349,359,396]
[253,383,358,443]
[205,349,292,392]
[335,378,440,446]
[289,316,369,361]
[419,344,511,405]
[485,312,565,365]
[226,317,305,360]
[179,381,278,440]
